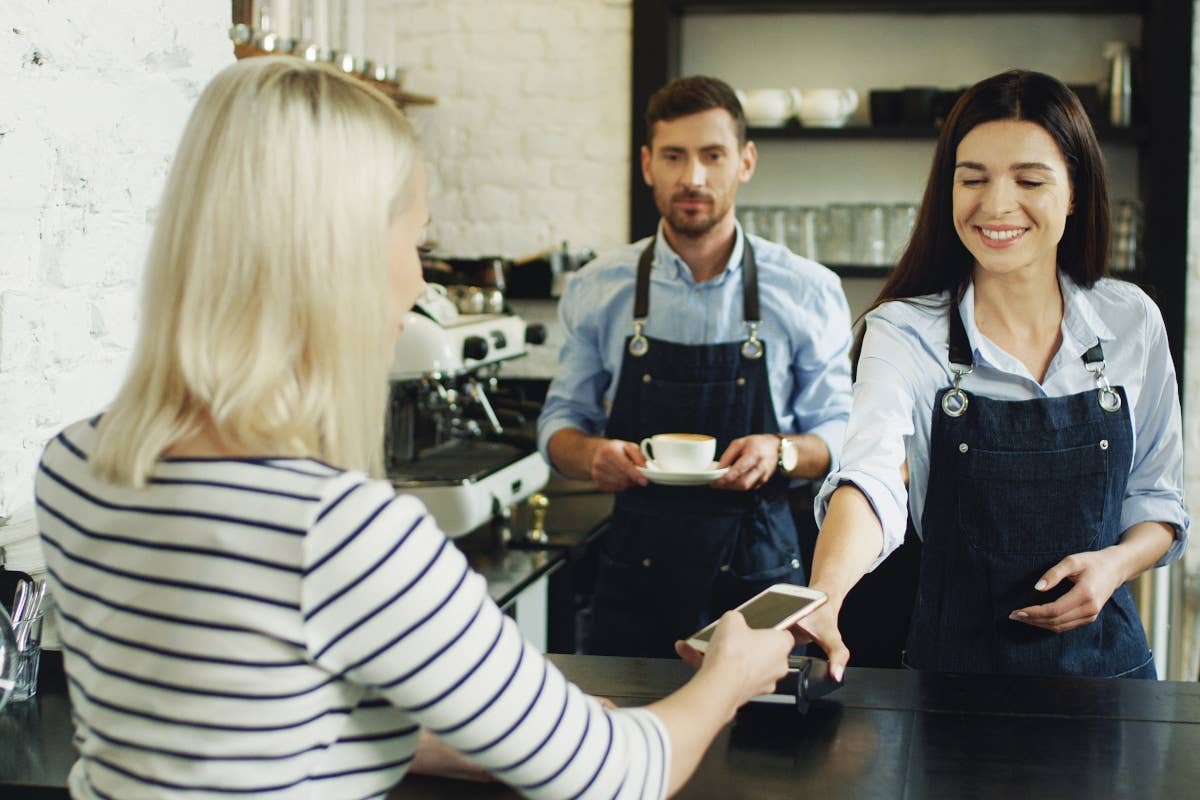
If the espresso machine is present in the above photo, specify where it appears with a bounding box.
[386,286,550,539]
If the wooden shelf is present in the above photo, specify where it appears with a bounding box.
[671,1,1142,14]
[747,121,1146,145]
[232,43,435,108]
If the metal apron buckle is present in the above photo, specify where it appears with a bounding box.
[628,319,649,357]
[941,365,972,417]
[741,321,764,360]
[1086,359,1122,412]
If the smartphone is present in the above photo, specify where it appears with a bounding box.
[686,584,827,653]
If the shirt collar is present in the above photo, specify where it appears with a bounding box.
[652,219,744,287]
[957,272,1116,364]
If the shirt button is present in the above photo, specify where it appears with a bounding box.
[958,443,969,453]
[642,558,653,568]
[791,558,801,570]
[719,564,731,572]
[1100,439,1109,450]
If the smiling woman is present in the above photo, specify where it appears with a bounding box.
[799,70,1188,683]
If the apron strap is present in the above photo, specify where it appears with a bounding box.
[631,233,762,358]
[945,301,1120,414]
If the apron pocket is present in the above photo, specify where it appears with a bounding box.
[727,501,802,582]
[956,442,1109,556]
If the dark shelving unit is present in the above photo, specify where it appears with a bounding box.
[631,0,1191,383]
[746,122,1147,145]
[669,1,1141,13]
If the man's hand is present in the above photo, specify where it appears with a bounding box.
[711,434,778,491]
[1009,549,1126,633]
[590,438,649,492]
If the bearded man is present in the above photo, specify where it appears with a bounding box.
[537,76,854,657]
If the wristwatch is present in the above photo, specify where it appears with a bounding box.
[776,434,798,474]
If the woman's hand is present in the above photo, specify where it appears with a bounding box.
[1010,550,1126,633]
[674,611,794,709]
[408,728,495,783]
[792,600,850,682]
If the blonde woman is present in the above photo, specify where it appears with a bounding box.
[35,57,793,800]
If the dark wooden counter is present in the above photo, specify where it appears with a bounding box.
[6,652,1200,799]
[400,655,1200,799]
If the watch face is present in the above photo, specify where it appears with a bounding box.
[779,438,798,471]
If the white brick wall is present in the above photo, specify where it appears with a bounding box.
[368,0,632,259]
[0,1,233,517]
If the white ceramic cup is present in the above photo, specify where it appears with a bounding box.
[797,88,859,127]
[640,433,716,472]
[736,88,802,127]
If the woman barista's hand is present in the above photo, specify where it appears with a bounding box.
[1009,549,1127,633]
[1012,521,1176,633]
[792,600,851,682]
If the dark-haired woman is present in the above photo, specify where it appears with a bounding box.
[800,70,1188,681]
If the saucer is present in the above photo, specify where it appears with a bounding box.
[637,461,729,486]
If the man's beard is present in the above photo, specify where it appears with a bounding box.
[657,189,727,238]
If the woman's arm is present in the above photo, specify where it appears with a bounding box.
[797,485,886,680]
[303,477,793,799]
[652,613,793,795]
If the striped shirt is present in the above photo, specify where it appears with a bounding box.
[36,417,669,800]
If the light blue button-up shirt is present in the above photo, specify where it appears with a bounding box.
[538,222,854,470]
[817,275,1189,570]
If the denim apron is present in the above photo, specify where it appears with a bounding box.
[585,237,804,658]
[905,303,1155,678]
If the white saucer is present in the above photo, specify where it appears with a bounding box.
[637,461,729,486]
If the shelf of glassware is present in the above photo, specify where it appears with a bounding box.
[232,41,435,108]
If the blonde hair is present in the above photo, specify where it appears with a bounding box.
[92,56,418,486]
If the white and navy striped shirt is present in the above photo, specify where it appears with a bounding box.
[36,417,669,800]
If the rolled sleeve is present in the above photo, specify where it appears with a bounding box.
[1119,294,1189,566]
[789,275,854,467]
[536,277,614,468]
[815,316,919,570]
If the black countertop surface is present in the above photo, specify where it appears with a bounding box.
[403,655,1200,799]
[7,646,1200,798]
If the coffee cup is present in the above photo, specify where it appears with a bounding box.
[797,88,859,128]
[640,433,716,472]
[736,88,802,128]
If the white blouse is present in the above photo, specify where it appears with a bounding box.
[817,276,1188,570]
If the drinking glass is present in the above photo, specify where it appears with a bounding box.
[785,206,821,260]
[885,203,919,264]
[853,203,887,265]
[820,204,855,264]
[8,612,41,702]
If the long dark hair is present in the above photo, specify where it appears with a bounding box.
[852,70,1111,367]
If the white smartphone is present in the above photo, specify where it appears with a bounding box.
[686,584,827,653]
